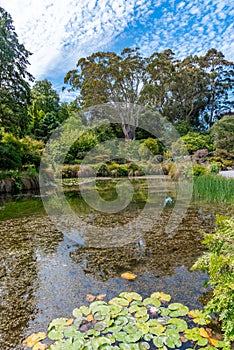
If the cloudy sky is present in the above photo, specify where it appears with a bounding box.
[1,0,233,100]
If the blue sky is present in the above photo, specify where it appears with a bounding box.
[1,0,233,101]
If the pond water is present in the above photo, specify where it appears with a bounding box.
[0,178,232,349]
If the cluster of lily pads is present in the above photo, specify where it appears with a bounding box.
[23,292,225,350]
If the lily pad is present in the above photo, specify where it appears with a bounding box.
[109,297,129,306]
[109,304,123,317]
[123,324,139,334]
[114,331,128,342]
[119,292,142,302]
[91,336,111,349]
[143,297,161,308]
[151,292,171,302]
[93,321,107,332]
[139,342,150,350]
[72,308,83,319]
[125,331,143,343]
[63,325,80,338]
[136,322,150,334]
[168,318,188,332]
[134,307,148,318]
[48,328,64,341]
[168,303,189,317]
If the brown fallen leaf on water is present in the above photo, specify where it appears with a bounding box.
[22,332,46,348]
[96,294,106,300]
[86,314,94,322]
[32,342,46,350]
[180,334,188,343]
[199,327,223,347]
[86,294,96,302]
[86,293,106,302]
[121,272,137,280]
[66,318,74,326]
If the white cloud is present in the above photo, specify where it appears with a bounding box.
[0,0,233,101]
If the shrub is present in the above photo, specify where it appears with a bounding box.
[172,132,214,155]
[210,115,234,153]
[192,216,234,349]
[192,164,208,177]
[117,165,129,177]
[0,143,22,170]
[139,138,159,160]
[209,162,220,175]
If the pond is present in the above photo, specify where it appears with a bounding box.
[0,178,232,349]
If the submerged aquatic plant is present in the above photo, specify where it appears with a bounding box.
[23,291,225,350]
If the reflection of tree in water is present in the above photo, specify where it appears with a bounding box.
[0,217,62,350]
[70,207,211,281]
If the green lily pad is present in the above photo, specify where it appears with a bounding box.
[136,322,150,334]
[159,307,170,316]
[168,303,189,317]
[114,331,128,342]
[135,307,148,318]
[91,336,111,349]
[119,292,142,302]
[143,333,153,342]
[109,297,129,307]
[103,325,122,334]
[93,321,107,332]
[63,325,80,338]
[151,292,171,302]
[115,315,129,326]
[86,329,100,337]
[129,304,142,314]
[48,328,64,341]
[184,327,208,345]
[72,308,83,319]
[153,335,167,348]
[143,298,161,308]
[48,318,71,331]
[123,324,139,334]
[168,318,188,332]
[109,304,123,317]
[80,305,90,316]
[139,342,150,350]
[93,312,106,321]
[136,315,149,323]
[125,331,143,343]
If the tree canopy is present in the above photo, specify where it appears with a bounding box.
[0,7,33,136]
[64,47,234,134]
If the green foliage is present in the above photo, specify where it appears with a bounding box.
[192,164,208,177]
[139,138,160,160]
[0,142,22,170]
[192,216,234,349]
[68,131,98,160]
[210,116,234,153]
[25,291,226,350]
[0,7,33,136]
[20,136,44,169]
[172,132,214,155]
[193,174,234,204]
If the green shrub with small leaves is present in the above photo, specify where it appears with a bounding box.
[192,216,234,350]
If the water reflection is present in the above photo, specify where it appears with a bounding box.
[0,179,232,349]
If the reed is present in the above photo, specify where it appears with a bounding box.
[193,174,234,204]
